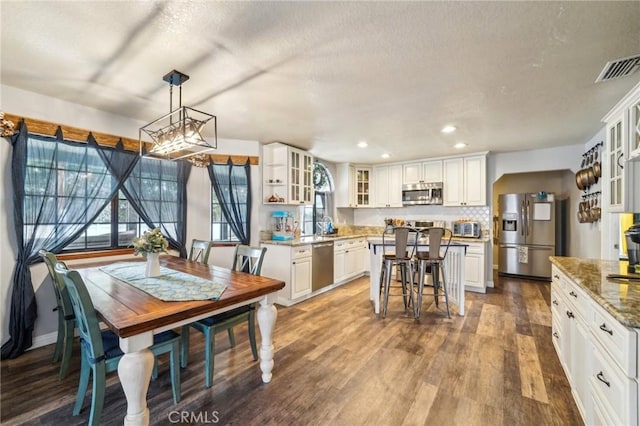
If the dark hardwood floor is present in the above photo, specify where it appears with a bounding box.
[1,272,582,425]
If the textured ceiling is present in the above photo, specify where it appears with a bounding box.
[2,1,640,164]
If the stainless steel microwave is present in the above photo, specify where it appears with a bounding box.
[402,182,443,205]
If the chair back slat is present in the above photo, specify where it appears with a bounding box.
[54,263,104,362]
[39,250,74,319]
[232,245,267,276]
[189,239,213,264]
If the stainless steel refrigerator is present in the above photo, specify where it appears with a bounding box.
[498,192,562,280]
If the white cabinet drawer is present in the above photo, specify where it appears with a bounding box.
[465,242,484,254]
[334,240,347,251]
[292,245,312,259]
[562,279,591,322]
[590,344,638,426]
[591,301,637,378]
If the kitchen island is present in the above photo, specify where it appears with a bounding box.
[549,256,640,426]
[368,237,468,316]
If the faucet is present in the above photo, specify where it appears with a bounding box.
[318,216,333,236]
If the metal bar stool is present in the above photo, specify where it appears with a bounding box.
[380,226,418,318]
[414,227,452,319]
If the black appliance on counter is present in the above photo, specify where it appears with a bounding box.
[625,223,640,273]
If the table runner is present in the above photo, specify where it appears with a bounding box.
[99,262,226,301]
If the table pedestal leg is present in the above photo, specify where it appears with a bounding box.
[119,334,154,426]
[257,297,277,383]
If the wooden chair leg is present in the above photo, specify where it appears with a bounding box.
[88,362,106,426]
[58,320,74,380]
[53,309,65,363]
[248,309,258,361]
[73,353,90,415]
[204,329,216,388]
[169,340,181,404]
[180,325,190,368]
[227,328,236,347]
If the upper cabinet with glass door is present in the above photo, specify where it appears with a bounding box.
[263,142,314,205]
[602,81,640,213]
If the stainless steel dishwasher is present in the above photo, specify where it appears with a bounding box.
[312,242,334,291]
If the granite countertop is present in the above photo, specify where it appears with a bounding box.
[550,256,640,328]
[260,233,489,247]
[260,234,369,246]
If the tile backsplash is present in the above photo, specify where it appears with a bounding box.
[350,205,491,233]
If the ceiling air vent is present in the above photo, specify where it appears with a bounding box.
[595,54,640,83]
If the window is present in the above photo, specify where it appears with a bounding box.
[211,188,240,242]
[210,164,250,242]
[303,162,333,235]
[23,135,179,252]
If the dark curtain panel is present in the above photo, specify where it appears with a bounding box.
[1,131,138,358]
[208,159,251,245]
[122,158,191,258]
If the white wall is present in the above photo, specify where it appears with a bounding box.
[1,84,261,348]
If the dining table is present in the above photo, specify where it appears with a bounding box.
[74,255,285,426]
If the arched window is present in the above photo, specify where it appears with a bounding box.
[303,162,334,235]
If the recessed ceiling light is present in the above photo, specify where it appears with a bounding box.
[441,125,456,134]
[454,143,467,149]
[381,153,390,159]
[357,141,368,148]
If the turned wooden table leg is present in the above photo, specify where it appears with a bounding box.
[118,332,154,426]
[257,296,277,383]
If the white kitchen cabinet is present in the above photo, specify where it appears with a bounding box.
[373,164,403,207]
[291,254,312,299]
[259,243,313,305]
[334,237,368,283]
[263,142,314,205]
[603,82,640,212]
[335,164,372,208]
[463,241,487,293]
[442,155,486,206]
[402,160,442,185]
[552,266,593,424]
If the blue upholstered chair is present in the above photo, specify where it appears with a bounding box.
[181,244,267,388]
[54,263,181,426]
[38,249,75,380]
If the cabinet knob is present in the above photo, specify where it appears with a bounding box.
[566,310,574,319]
[569,291,577,298]
[596,371,610,387]
[599,323,613,335]
[552,300,559,306]
[553,274,559,279]
[553,332,559,339]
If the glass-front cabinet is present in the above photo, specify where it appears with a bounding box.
[631,99,640,159]
[263,142,314,205]
[603,81,640,213]
[355,167,371,207]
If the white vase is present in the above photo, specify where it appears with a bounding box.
[145,252,161,277]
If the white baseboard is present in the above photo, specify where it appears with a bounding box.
[30,330,58,351]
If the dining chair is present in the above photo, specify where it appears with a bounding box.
[413,227,453,319]
[380,226,417,318]
[189,239,214,264]
[181,244,267,388]
[53,262,181,426]
[38,249,75,380]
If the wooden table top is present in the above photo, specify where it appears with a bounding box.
[75,255,285,338]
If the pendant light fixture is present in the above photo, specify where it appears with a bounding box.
[139,69,217,162]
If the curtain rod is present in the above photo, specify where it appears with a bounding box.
[3,113,259,166]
